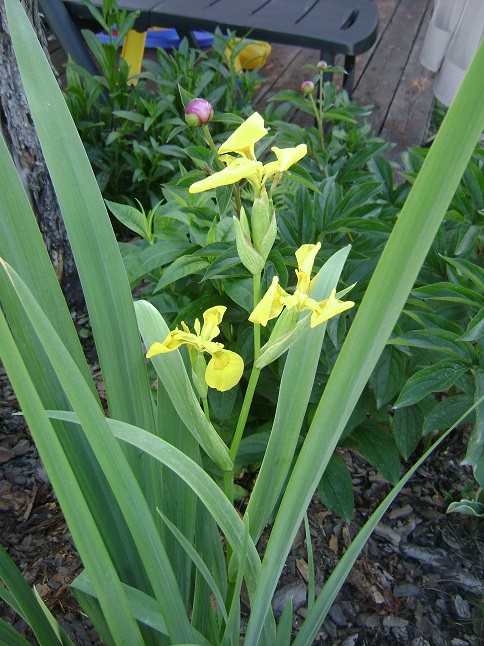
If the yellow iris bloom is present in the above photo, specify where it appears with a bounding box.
[146,306,244,392]
[249,243,354,328]
[188,112,307,195]
[218,112,267,160]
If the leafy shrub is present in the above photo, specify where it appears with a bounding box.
[64,1,265,209]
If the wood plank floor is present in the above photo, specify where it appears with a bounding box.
[47,0,437,162]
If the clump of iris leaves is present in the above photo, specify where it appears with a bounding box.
[65,1,484,522]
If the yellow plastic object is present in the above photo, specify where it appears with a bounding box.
[225,39,272,72]
[121,30,147,84]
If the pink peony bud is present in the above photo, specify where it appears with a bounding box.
[317,60,328,70]
[185,98,214,127]
[301,80,315,95]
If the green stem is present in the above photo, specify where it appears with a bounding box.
[229,366,261,463]
[201,125,224,171]
[309,93,324,150]
[253,272,261,361]
[201,124,218,156]
[309,93,328,178]
[223,276,263,502]
[225,273,263,465]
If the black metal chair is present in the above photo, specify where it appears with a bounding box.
[40,0,379,94]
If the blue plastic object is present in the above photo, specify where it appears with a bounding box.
[96,28,214,49]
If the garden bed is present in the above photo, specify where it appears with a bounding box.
[2,361,483,645]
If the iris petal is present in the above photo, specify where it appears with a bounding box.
[205,350,245,391]
[271,144,308,171]
[146,330,183,357]
[217,112,267,159]
[295,242,321,278]
[147,306,244,391]
[189,159,263,194]
[202,306,226,341]
[249,276,286,325]
[310,289,355,328]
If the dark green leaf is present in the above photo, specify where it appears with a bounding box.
[463,368,484,467]
[154,256,209,291]
[463,161,484,210]
[347,423,400,484]
[105,200,148,240]
[216,185,233,217]
[224,278,253,312]
[371,346,407,408]
[388,329,475,362]
[235,430,271,467]
[120,235,191,285]
[455,224,481,256]
[392,405,424,459]
[340,388,372,439]
[267,249,289,288]
[202,249,242,281]
[284,166,321,193]
[317,454,353,522]
[411,282,484,308]
[442,256,484,290]
[192,242,231,257]
[394,359,469,409]
[208,387,238,422]
[423,395,474,435]
[323,109,356,124]
[112,110,147,124]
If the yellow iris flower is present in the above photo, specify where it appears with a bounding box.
[218,112,267,160]
[146,306,244,392]
[249,243,354,327]
[188,112,307,196]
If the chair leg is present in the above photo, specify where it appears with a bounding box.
[121,30,147,84]
[38,0,99,76]
[343,54,356,96]
[176,29,200,48]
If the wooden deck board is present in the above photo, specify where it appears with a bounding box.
[379,2,435,161]
[352,0,434,159]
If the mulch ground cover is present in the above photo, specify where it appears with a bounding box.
[2,356,484,645]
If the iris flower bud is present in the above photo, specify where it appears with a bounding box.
[301,80,315,95]
[185,98,214,127]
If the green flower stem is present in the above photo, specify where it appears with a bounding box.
[318,72,324,114]
[201,124,218,156]
[224,273,263,471]
[201,125,223,171]
[309,93,324,150]
[308,93,328,178]
[229,365,261,464]
[253,272,261,361]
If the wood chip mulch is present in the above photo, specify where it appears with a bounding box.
[2,361,484,645]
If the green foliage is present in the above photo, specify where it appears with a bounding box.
[64,3,264,211]
[106,67,484,521]
[2,1,484,644]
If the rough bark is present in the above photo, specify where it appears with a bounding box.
[0,0,83,309]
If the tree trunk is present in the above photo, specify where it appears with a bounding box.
[0,0,83,309]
